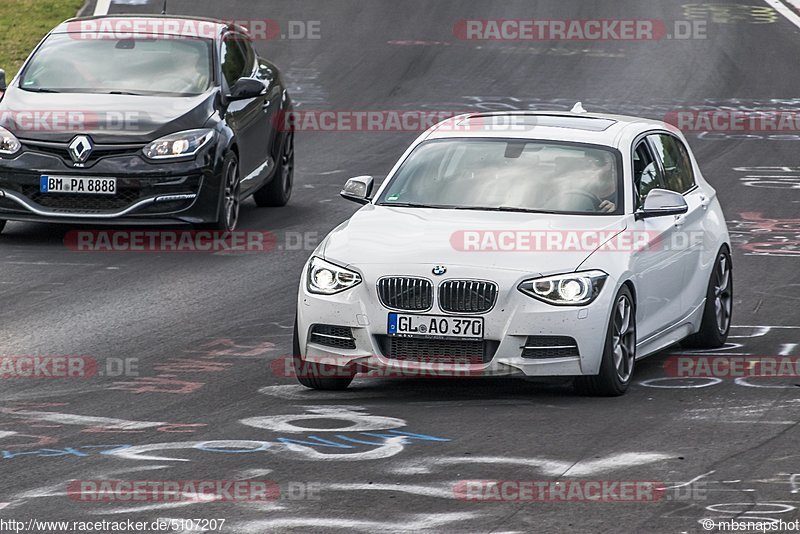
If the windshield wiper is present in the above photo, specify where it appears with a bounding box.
[453,206,551,214]
[380,202,459,209]
[21,87,61,93]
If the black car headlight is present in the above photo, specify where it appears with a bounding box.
[0,126,21,156]
[518,270,608,306]
[143,129,215,160]
[307,257,362,295]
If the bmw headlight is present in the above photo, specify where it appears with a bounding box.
[307,257,362,295]
[518,270,608,306]
[143,129,215,160]
[0,126,21,156]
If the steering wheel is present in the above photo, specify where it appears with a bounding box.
[553,190,602,212]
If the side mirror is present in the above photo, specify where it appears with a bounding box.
[636,188,688,220]
[0,69,6,92]
[340,176,374,205]
[228,77,267,100]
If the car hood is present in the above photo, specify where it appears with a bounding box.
[322,205,628,276]
[0,87,217,143]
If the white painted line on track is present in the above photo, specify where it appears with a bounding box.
[94,0,111,16]
[765,0,800,28]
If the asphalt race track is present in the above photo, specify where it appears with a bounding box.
[1,1,799,532]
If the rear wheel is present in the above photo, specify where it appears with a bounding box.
[254,132,293,207]
[574,285,636,397]
[681,247,733,348]
[293,319,354,391]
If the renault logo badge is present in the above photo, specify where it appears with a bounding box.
[68,135,94,164]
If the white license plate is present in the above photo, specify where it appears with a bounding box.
[40,175,117,195]
[388,313,484,340]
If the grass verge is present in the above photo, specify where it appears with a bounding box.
[0,0,85,80]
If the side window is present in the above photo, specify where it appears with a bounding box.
[647,134,696,193]
[633,140,664,205]
[220,35,249,89]
[239,37,256,75]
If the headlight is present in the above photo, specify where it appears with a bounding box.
[518,270,608,306]
[143,129,214,160]
[0,126,21,156]
[307,257,362,295]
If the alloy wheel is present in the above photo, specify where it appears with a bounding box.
[612,295,636,383]
[714,255,733,335]
[223,159,241,231]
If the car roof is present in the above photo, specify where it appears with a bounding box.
[52,15,247,39]
[424,110,676,148]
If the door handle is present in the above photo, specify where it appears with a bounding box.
[674,214,686,228]
[262,100,271,111]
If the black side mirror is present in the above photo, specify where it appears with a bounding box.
[229,77,267,100]
[341,176,374,205]
[0,69,7,92]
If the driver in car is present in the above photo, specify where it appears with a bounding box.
[586,152,618,213]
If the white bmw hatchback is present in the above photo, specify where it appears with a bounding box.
[294,109,732,396]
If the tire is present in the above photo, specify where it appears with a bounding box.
[292,318,354,391]
[254,131,293,207]
[681,247,733,349]
[574,285,636,397]
[204,152,241,231]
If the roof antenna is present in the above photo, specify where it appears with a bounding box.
[161,0,168,14]
[571,102,587,114]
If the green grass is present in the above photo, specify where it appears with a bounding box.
[0,0,85,80]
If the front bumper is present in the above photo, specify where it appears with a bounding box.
[296,263,618,378]
[0,143,221,225]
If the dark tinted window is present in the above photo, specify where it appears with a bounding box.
[633,140,665,205]
[220,35,249,88]
[647,134,696,193]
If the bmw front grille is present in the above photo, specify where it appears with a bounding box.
[438,280,498,313]
[377,277,433,311]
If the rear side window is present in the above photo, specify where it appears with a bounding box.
[647,134,696,194]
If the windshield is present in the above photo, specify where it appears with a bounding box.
[376,139,623,215]
[19,34,213,96]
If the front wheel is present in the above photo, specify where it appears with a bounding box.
[292,319,354,391]
[204,152,241,232]
[681,247,733,348]
[254,132,293,207]
[574,285,636,397]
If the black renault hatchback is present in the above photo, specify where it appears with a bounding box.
[0,15,294,232]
